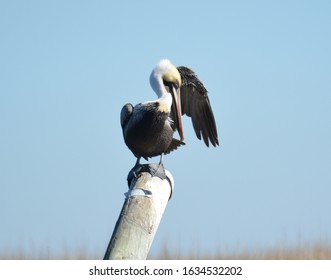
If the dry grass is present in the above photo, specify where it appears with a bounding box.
[154,242,331,260]
[1,241,331,260]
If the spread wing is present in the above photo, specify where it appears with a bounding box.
[176,66,219,147]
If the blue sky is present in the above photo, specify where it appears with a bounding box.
[0,0,330,258]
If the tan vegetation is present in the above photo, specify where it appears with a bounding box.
[1,242,331,260]
[153,242,331,260]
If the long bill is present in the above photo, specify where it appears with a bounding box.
[170,85,184,141]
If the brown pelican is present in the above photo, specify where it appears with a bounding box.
[120,59,219,166]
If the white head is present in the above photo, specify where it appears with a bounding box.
[149,59,182,98]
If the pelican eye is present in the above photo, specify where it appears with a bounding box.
[163,80,179,90]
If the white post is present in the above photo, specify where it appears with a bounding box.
[103,164,174,260]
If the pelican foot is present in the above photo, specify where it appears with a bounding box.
[127,163,166,187]
[148,162,166,179]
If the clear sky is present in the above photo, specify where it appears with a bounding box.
[0,0,330,258]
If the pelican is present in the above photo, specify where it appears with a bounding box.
[120,59,219,166]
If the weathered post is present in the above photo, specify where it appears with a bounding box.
[103,163,174,260]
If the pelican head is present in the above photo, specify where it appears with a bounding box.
[150,59,181,95]
[150,59,184,141]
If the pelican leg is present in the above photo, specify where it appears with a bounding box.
[158,154,164,165]
[134,157,141,167]
[132,157,142,178]
[149,154,165,177]
[127,157,143,187]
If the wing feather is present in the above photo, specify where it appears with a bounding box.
[165,138,186,155]
[176,66,219,147]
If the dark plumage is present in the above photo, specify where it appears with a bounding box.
[121,102,184,160]
[175,66,219,147]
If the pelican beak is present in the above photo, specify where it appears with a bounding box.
[171,85,184,141]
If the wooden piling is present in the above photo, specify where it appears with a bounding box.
[103,164,174,260]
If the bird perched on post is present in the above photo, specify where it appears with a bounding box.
[120,59,219,168]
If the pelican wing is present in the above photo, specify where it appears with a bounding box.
[177,66,219,147]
